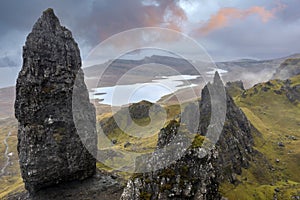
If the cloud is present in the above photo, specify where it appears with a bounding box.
[199,12,300,60]
[0,0,298,65]
[162,2,187,31]
[82,0,187,42]
[196,5,283,36]
[0,55,18,67]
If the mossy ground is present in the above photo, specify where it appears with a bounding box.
[220,75,300,199]
[0,118,25,199]
[1,76,300,199]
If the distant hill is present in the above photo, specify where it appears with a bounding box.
[1,54,300,119]
[0,86,15,119]
[272,58,300,80]
[83,55,202,88]
[1,71,300,199]
[83,54,300,89]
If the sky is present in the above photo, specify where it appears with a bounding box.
[0,0,300,87]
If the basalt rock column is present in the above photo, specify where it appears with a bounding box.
[15,8,97,193]
[120,72,256,199]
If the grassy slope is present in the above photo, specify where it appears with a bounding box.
[0,118,24,199]
[96,75,300,199]
[220,75,300,199]
[95,103,182,178]
[1,75,300,199]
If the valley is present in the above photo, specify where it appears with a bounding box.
[1,1,300,199]
[0,55,299,199]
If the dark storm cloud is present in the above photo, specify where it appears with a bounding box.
[0,0,90,35]
[0,0,93,67]
[1,0,300,66]
[0,0,185,64]
[75,0,186,45]
[0,0,183,44]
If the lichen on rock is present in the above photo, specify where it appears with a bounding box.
[120,72,256,199]
[15,8,97,193]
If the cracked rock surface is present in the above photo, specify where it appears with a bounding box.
[15,8,97,193]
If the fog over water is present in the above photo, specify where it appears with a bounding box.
[90,75,201,106]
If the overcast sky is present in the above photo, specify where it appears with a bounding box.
[0,0,300,86]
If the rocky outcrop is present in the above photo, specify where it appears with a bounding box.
[14,8,97,193]
[225,80,245,97]
[200,72,254,183]
[129,100,162,120]
[120,72,255,199]
[6,170,124,200]
[242,78,300,105]
[281,80,300,104]
[121,120,220,200]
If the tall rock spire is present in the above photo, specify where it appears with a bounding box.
[15,8,97,193]
[213,71,223,87]
[120,69,255,199]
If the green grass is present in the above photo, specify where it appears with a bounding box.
[191,134,205,148]
[291,74,300,87]
[96,101,202,178]
[220,75,300,199]
[1,76,300,199]
[0,118,25,199]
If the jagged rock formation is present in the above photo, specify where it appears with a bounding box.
[129,100,162,119]
[281,79,300,104]
[14,8,97,193]
[225,80,245,97]
[100,100,164,140]
[241,77,300,104]
[120,72,255,199]
[121,120,220,200]
[200,72,254,183]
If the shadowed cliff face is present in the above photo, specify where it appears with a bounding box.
[121,72,256,199]
[200,72,254,183]
[14,8,97,193]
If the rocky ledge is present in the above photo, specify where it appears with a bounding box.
[6,170,124,200]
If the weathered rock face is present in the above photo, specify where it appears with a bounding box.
[120,72,255,199]
[200,72,254,183]
[129,100,161,119]
[15,8,97,193]
[121,120,220,200]
[225,80,245,97]
[282,80,300,104]
[6,170,124,200]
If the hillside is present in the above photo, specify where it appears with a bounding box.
[220,74,300,199]
[272,58,300,80]
[0,54,299,120]
[83,54,299,90]
[1,75,300,199]
[1,3,300,200]
[96,74,300,199]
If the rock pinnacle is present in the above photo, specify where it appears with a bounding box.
[15,9,97,193]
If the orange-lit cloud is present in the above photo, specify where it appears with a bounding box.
[95,0,187,42]
[143,1,187,32]
[197,4,285,36]
[163,3,187,31]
